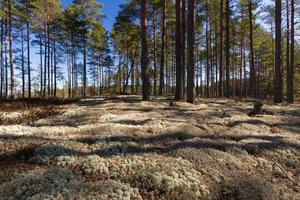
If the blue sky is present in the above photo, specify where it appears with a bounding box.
[61,0,127,31]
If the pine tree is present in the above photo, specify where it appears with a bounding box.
[186,0,195,103]
[225,0,230,97]
[159,0,166,95]
[248,0,256,98]
[175,0,183,101]
[141,0,151,100]
[274,0,282,103]
[287,0,294,103]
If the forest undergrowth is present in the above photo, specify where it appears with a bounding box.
[0,96,299,200]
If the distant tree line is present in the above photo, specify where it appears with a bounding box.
[115,0,298,103]
[0,0,112,99]
[0,0,299,104]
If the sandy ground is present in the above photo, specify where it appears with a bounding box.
[0,96,299,200]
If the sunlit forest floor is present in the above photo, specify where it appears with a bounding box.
[0,96,299,200]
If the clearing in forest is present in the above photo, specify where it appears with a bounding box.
[0,96,299,200]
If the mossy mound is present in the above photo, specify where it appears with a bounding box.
[0,169,142,200]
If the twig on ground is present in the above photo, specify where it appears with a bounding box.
[271,163,300,187]
[265,154,300,188]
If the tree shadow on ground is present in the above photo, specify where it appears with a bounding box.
[74,131,299,157]
[76,131,198,145]
[227,119,269,127]
[0,134,52,141]
[3,130,298,164]
[0,143,40,162]
[33,111,99,127]
[2,118,299,167]
[227,117,300,135]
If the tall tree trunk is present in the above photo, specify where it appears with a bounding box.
[0,12,4,98]
[27,2,31,98]
[187,0,195,103]
[274,0,282,103]
[175,0,183,101]
[8,0,13,99]
[50,40,53,96]
[159,0,166,95]
[21,30,25,98]
[43,28,47,97]
[199,54,203,96]
[196,42,199,96]
[39,35,43,95]
[165,33,169,93]
[225,0,230,97]
[214,16,218,97]
[248,0,256,98]
[118,55,122,94]
[73,49,77,97]
[135,59,139,94]
[182,0,186,97]
[240,37,243,97]
[285,0,290,101]
[243,47,247,95]
[239,12,244,97]
[124,51,131,93]
[232,38,236,96]
[172,42,175,94]
[131,56,135,94]
[98,56,101,95]
[54,38,57,98]
[205,0,210,98]
[270,21,275,97]
[47,24,50,97]
[101,64,104,94]
[287,0,294,103]
[5,17,8,98]
[141,0,151,100]
[123,47,129,93]
[153,10,157,95]
[83,34,87,97]
[92,51,96,95]
[67,52,70,97]
[210,21,214,97]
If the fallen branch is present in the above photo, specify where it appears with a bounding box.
[263,154,300,188]
[267,156,300,188]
